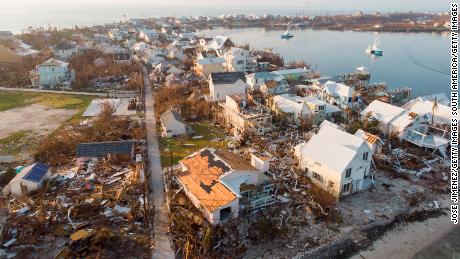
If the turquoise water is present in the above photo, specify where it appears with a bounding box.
[199,28,450,96]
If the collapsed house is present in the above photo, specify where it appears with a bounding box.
[176,148,273,225]
[362,100,449,158]
[76,140,134,166]
[268,94,327,126]
[220,94,272,137]
[294,121,374,199]
[3,163,51,197]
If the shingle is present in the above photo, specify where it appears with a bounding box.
[76,141,133,158]
[211,72,246,85]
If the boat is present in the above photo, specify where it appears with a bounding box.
[366,34,383,56]
[281,30,294,39]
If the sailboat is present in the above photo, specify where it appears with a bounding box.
[366,33,383,56]
[281,25,294,39]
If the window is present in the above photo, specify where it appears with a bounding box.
[363,152,369,161]
[343,183,351,193]
[312,172,324,182]
[348,97,352,102]
[345,168,352,178]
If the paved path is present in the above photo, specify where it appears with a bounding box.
[143,66,175,259]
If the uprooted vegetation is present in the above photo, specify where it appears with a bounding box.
[154,86,212,120]
[68,50,141,90]
[35,104,145,165]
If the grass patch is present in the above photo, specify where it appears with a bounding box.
[0,91,93,120]
[0,130,30,155]
[159,121,230,167]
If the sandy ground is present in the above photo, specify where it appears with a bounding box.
[0,103,76,139]
[351,209,458,259]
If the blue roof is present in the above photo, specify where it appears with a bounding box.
[23,163,49,183]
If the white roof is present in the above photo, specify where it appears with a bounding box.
[296,135,357,173]
[361,100,406,124]
[207,36,230,50]
[405,100,450,125]
[317,122,366,151]
[271,94,311,116]
[322,81,353,98]
[403,93,450,108]
[295,122,368,173]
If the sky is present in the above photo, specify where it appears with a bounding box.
[0,0,452,12]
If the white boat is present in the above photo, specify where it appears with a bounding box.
[281,25,294,39]
[366,34,383,56]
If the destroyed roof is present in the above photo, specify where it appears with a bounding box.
[271,94,311,115]
[210,72,246,84]
[76,140,134,158]
[178,148,257,212]
[354,129,383,145]
[23,163,49,183]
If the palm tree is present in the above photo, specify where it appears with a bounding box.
[430,96,439,126]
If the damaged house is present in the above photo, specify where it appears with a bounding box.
[362,100,450,158]
[3,163,51,197]
[76,140,134,166]
[294,121,373,199]
[221,94,272,137]
[177,148,271,225]
[268,94,326,126]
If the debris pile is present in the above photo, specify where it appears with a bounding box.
[1,159,151,258]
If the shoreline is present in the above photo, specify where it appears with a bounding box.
[351,212,459,259]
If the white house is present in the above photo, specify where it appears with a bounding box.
[204,36,235,53]
[259,80,290,96]
[3,163,51,197]
[223,47,256,73]
[178,148,268,225]
[319,81,360,110]
[139,29,157,43]
[209,72,247,102]
[194,52,225,77]
[160,108,188,138]
[402,94,451,126]
[245,72,283,91]
[294,122,373,199]
[30,58,75,87]
[360,100,411,136]
[52,41,78,59]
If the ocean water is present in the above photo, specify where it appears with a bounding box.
[199,28,450,97]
